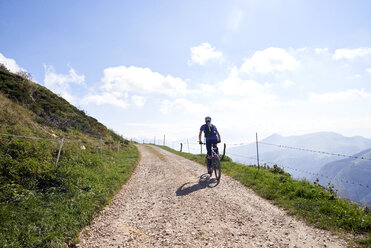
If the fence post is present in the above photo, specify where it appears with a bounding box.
[180,143,183,152]
[56,138,64,166]
[256,132,260,170]
[163,134,165,146]
[221,143,226,161]
[187,139,190,153]
[200,143,202,154]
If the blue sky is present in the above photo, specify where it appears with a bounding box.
[1,0,371,145]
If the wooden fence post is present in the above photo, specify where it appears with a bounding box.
[221,143,226,161]
[180,143,183,152]
[100,138,102,156]
[256,132,260,170]
[56,138,64,166]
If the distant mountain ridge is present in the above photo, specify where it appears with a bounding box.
[262,132,371,154]
[319,148,371,205]
[227,132,371,205]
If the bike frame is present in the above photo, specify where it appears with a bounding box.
[201,142,221,181]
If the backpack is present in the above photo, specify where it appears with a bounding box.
[204,124,216,137]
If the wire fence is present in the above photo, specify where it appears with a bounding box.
[0,132,127,165]
[146,133,371,192]
[0,132,58,141]
[259,141,371,161]
[225,151,370,189]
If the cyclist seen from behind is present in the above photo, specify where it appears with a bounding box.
[199,116,221,175]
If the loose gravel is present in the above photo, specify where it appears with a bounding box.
[78,145,347,247]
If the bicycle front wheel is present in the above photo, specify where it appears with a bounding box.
[213,154,221,181]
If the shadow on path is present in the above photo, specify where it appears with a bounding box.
[176,174,220,196]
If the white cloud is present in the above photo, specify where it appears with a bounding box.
[213,73,280,111]
[332,47,371,60]
[294,47,308,53]
[197,84,216,96]
[81,65,187,109]
[366,68,371,74]
[80,92,129,109]
[159,98,209,114]
[309,89,371,103]
[131,95,146,107]
[217,75,271,96]
[0,52,25,73]
[101,66,187,96]
[240,47,300,73]
[214,94,280,111]
[44,65,85,103]
[188,43,223,65]
[315,48,329,55]
[282,80,295,89]
[196,67,273,98]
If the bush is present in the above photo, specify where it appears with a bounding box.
[16,70,32,81]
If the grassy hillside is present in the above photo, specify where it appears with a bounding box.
[0,68,139,247]
[0,67,117,138]
[159,145,371,248]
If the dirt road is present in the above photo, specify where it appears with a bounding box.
[78,145,346,247]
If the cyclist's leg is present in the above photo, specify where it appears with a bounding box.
[205,140,213,173]
[212,141,219,155]
[206,141,212,161]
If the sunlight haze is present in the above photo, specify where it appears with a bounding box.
[1,0,371,144]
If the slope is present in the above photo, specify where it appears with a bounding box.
[319,148,371,205]
[0,67,139,247]
[0,66,115,138]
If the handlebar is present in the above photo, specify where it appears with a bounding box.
[198,141,221,145]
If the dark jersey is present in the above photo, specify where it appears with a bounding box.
[200,124,218,141]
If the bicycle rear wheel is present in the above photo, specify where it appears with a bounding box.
[213,154,221,181]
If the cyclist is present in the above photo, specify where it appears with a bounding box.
[199,116,221,175]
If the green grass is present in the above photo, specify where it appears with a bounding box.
[159,145,371,247]
[0,140,139,247]
[0,68,140,247]
[0,67,120,140]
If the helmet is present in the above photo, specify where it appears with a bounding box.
[205,116,211,123]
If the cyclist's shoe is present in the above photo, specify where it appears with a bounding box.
[207,166,212,175]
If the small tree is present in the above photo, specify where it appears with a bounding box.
[16,70,32,80]
[0,63,9,71]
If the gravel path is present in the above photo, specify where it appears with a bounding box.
[78,145,347,247]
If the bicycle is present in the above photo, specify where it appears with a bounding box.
[201,143,221,181]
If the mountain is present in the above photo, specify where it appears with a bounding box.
[0,66,120,139]
[0,64,138,246]
[318,149,371,205]
[227,132,371,180]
